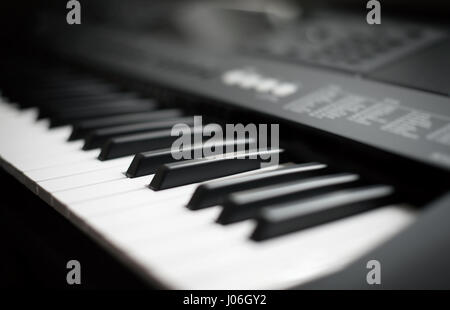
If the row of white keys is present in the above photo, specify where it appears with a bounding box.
[0,99,138,193]
[160,209,413,289]
[27,155,133,182]
[0,102,94,171]
[83,186,415,289]
[52,175,153,205]
[58,166,415,289]
[173,206,413,289]
[0,104,57,163]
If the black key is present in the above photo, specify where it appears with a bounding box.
[47,99,150,117]
[38,90,137,105]
[251,185,397,241]
[29,87,121,109]
[126,138,255,178]
[32,78,106,90]
[187,162,329,210]
[18,81,111,103]
[20,83,113,101]
[37,93,140,118]
[217,173,361,224]
[98,125,211,160]
[49,103,156,127]
[69,109,183,141]
[38,92,143,117]
[149,149,284,191]
[83,116,195,150]
[26,82,115,98]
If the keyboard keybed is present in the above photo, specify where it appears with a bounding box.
[0,63,417,289]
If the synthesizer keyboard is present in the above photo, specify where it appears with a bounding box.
[0,23,449,289]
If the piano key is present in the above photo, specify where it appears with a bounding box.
[81,189,413,289]
[36,92,138,111]
[49,103,156,127]
[22,80,114,96]
[24,155,134,182]
[35,92,132,115]
[149,149,284,190]
[98,125,214,160]
[23,86,118,106]
[187,162,328,210]
[29,80,117,95]
[81,187,198,226]
[0,137,84,169]
[251,185,397,241]
[0,120,70,144]
[44,98,152,118]
[172,206,414,289]
[2,121,70,143]
[52,175,152,204]
[126,138,255,178]
[0,127,81,167]
[0,125,57,155]
[72,166,278,218]
[38,92,141,109]
[0,101,20,115]
[82,168,282,231]
[71,183,196,218]
[34,158,140,204]
[83,116,195,150]
[18,148,99,172]
[0,108,80,163]
[122,209,252,257]
[24,78,108,92]
[217,173,361,224]
[37,166,128,193]
[0,106,38,125]
[92,196,220,237]
[69,109,183,140]
[13,73,88,85]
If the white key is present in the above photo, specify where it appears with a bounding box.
[39,167,128,192]
[70,167,277,217]
[72,184,194,217]
[53,175,152,204]
[24,156,133,181]
[129,205,414,289]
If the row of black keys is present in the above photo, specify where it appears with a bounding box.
[1,65,402,241]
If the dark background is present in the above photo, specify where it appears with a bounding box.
[1,0,449,47]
